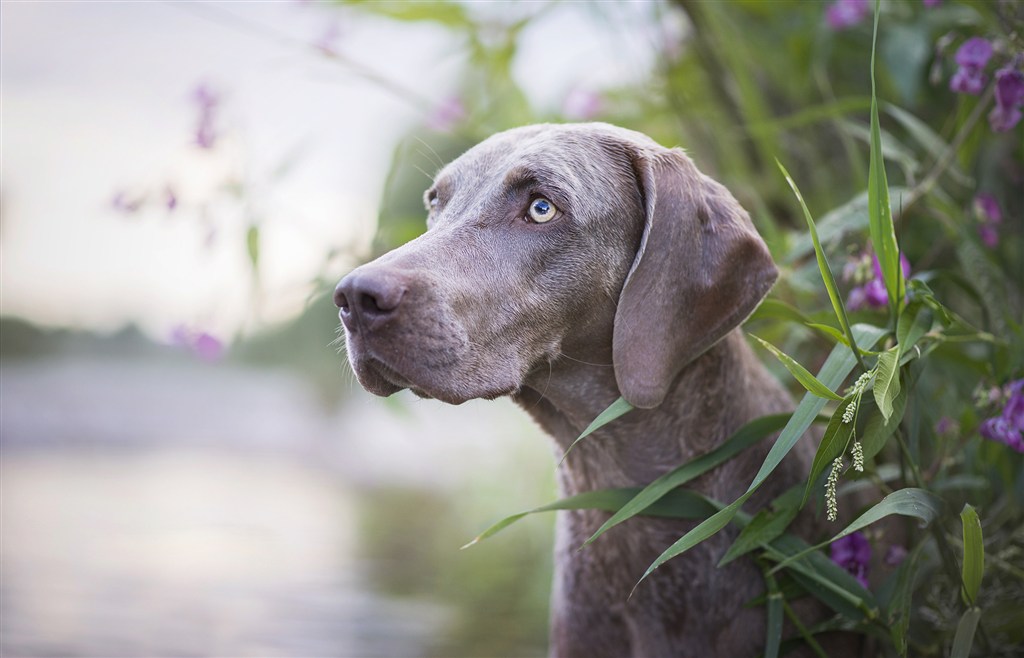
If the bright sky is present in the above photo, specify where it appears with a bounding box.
[1,1,665,342]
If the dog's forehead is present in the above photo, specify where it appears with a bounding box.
[436,123,658,190]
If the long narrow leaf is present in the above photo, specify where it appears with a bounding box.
[751,335,845,401]
[719,485,802,567]
[777,160,865,368]
[560,396,632,463]
[582,413,792,548]
[638,325,887,584]
[960,504,984,606]
[950,608,982,658]
[867,0,905,310]
[462,487,714,549]
[771,488,942,574]
[764,572,784,658]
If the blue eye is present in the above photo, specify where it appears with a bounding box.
[528,197,556,223]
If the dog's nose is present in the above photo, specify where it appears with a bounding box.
[334,270,407,332]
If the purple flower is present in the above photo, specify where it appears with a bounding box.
[170,325,225,362]
[974,193,1003,247]
[923,0,941,7]
[191,83,220,150]
[826,0,870,30]
[885,545,908,567]
[165,186,178,211]
[989,67,1024,132]
[935,416,958,436]
[111,191,142,214]
[426,95,465,133]
[950,38,993,96]
[847,253,911,310]
[979,379,1024,453]
[831,531,871,589]
[951,68,987,95]
[955,38,993,70]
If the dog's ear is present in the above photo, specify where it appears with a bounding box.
[612,148,778,409]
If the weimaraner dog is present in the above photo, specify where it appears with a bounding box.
[334,123,826,657]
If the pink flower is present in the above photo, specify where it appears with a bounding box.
[425,95,465,133]
[826,0,870,30]
[170,325,225,362]
[191,83,220,150]
[562,88,603,121]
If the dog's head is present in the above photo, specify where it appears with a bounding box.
[335,123,777,408]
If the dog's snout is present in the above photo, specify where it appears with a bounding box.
[335,270,407,332]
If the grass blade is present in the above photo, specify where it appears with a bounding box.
[582,413,792,548]
[777,159,866,370]
[751,335,845,401]
[462,487,714,549]
[764,571,783,658]
[560,396,632,463]
[960,503,984,606]
[950,608,982,658]
[867,0,904,310]
[638,325,886,584]
[719,485,802,567]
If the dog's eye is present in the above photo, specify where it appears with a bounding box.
[528,197,557,223]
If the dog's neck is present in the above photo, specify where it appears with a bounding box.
[514,330,789,495]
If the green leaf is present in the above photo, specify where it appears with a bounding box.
[873,347,901,421]
[764,575,783,658]
[885,543,922,657]
[746,298,814,326]
[776,160,864,367]
[867,2,905,311]
[772,489,942,574]
[897,302,933,352]
[801,395,856,508]
[246,225,260,270]
[950,608,982,658]
[750,335,845,401]
[462,487,714,549]
[763,534,878,620]
[638,325,886,584]
[719,485,802,567]
[560,397,632,463]
[859,388,909,462]
[784,186,909,264]
[582,413,792,549]
[960,503,984,606]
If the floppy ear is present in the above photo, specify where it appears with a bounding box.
[612,148,778,409]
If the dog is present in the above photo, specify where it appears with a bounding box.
[334,123,823,657]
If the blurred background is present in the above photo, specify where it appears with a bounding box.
[2,1,1020,657]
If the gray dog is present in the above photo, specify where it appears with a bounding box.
[334,123,822,657]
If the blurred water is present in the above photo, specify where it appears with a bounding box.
[0,356,553,657]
